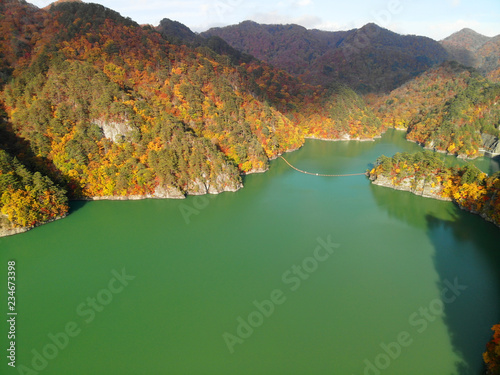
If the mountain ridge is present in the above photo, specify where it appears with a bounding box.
[201,21,450,92]
[440,28,500,75]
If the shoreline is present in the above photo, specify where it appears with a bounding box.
[305,135,382,142]
[2,129,498,238]
[404,132,500,160]
[370,175,452,202]
[0,214,67,238]
[370,175,500,229]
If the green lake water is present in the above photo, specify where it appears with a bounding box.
[1,129,499,375]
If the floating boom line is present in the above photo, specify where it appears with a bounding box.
[279,156,367,177]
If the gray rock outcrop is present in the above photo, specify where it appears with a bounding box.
[94,119,132,142]
[481,133,500,156]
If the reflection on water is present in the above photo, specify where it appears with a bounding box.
[428,213,500,375]
[369,182,460,229]
[370,166,500,375]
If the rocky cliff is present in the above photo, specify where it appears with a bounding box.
[369,175,452,201]
[481,134,500,156]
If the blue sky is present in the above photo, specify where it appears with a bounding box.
[31,0,500,40]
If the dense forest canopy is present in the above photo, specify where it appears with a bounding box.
[0,0,383,229]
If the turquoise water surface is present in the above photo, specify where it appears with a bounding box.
[1,130,499,375]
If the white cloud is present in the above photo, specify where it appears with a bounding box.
[294,0,312,6]
[27,0,52,7]
[250,11,322,28]
[315,20,355,32]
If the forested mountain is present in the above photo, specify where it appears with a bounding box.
[441,28,500,76]
[202,21,449,92]
[0,0,382,232]
[156,18,254,66]
[441,28,491,68]
[156,18,208,48]
[442,28,491,51]
[367,61,500,158]
[0,148,68,229]
[478,36,500,76]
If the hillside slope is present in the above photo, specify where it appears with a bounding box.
[202,21,449,93]
[0,0,382,234]
[441,28,500,75]
[368,61,500,158]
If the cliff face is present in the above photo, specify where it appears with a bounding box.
[78,170,243,201]
[370,174,500,228]
[369,175,452,201]
[481,134,500,156]
[0,213,67,238]
[94,119,132,143]
[0,214,29,237]
[185,171,243,196]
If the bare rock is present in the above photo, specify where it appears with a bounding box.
[94,119,132,142]
[481,133,500,156]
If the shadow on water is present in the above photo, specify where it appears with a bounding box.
[68,200,88,215]
[369,183,500,375]
[426,213,500,375]
[368,182,456,229]
[492,155,500,174]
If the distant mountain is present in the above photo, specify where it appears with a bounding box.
[477,35,500,75]
[202,22,449,93]
[204,21,342,77]
[440,28,500,75]
[156,18,204,46]
[441,28,491,51]
[155,18,253,65]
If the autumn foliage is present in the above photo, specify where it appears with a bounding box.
[0,150,68,228]
[368,61,500,158]
[484,325,500,375]
[0,1,386,231]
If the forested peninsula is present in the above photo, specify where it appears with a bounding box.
[368,151,500,227]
